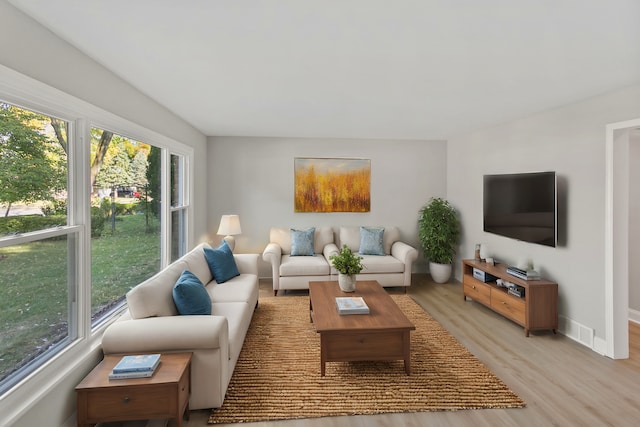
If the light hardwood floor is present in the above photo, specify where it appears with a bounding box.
[108,275,640,427]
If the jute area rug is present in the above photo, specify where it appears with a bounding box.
[208,294,525,424]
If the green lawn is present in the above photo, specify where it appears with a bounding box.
[0,214,160,381]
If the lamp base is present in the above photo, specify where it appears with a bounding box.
[223,235,236,251]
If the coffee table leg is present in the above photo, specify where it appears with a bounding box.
[320,334,326,376]
[403,330,411,375]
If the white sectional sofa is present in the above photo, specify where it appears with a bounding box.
[262,226,418,295]
[101,242,259,410]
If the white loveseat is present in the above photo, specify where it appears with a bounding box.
[262,226,336,296]
[101,242,259,410]
[262,226,418,295]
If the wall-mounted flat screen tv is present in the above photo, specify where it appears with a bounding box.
[483,171,557,247]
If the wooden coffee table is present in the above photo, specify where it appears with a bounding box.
[309,280,415,376]
[75,352,192,427]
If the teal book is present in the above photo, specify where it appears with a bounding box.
[112,354,161,374]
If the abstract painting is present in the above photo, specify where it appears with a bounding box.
[294,158,370,212]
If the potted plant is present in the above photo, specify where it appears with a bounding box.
[418,197,460,283]
[329,244,364,292]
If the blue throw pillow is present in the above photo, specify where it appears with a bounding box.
[290,227,316,256]
[204,240,241,283]
[359,226,385,255]
[172,270,212,315]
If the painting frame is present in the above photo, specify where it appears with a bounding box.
[294,157,371,213]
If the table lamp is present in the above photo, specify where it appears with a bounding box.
[217,214,242,251]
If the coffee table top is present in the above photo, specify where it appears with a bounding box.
[76,352,192,390]
[309,280,415,333]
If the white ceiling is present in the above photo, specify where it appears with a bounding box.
[9,0,640,139]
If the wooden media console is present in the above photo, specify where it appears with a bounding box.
[462,259,558,337]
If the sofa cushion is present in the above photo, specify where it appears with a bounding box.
[204,241,240,283]
[183,242,214,285]
[172,270,212,315]
[359,226,385,255]
[381,226,400,255]
[290,227,316,256]
[206,274,259,307]
[360,255,405,273]
[270,226,334,255]
[126,260,188,319]
[339,226,361,253]
[339,226,401,255]
[280,254,331,276]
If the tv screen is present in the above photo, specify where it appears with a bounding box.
[483,172,557,247]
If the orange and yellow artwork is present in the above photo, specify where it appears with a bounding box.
[294,158,370,212]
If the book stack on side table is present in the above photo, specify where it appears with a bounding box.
[335,297,370,315]
[108,353,161,380]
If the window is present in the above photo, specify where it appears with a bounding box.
[0,90,193,396]
[170,153,188,262]
[89,128,161,325]
[0,103,78,393]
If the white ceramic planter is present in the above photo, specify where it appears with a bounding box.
[429,262,452,284]
[338,273,356,292]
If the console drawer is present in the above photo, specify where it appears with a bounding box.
[491,291,526,325]
[463,277,491,306]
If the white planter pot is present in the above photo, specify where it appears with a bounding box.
[338,273,356,292]
[429,262,452,284]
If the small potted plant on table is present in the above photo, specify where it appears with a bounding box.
[330,244,364,292]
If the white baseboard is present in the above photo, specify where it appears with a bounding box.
[558,314,595,350]
[558,310,638,357]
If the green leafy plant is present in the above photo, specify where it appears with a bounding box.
[418,197,460,264]
[329,244,364,275]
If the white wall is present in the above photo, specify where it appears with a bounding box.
[447,84,640,347]
[0,1,208,426]
[207,136,447,276]
[629,132,640,314]
[0,0,209,242]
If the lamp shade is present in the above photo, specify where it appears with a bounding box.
[217,215,242,236]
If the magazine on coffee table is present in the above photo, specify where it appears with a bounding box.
[335,297,370,315]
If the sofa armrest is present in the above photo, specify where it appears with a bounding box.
[262,242,282,263]
[323,243,339,260]
[391,241,419,264]
[102,315,229,354]
[392,241,419,287]
[234,253,259,275]
[324,243,339,274]
[262,243,282,290]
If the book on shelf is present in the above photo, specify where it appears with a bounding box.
[335,297,370,315]
[111,353,161,374]
[108,369,155,380]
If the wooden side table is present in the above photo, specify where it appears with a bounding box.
[75,352,192,427]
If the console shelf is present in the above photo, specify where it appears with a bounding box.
[462,259,558,337]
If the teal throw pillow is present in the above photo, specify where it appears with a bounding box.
[290,227,316,256]
[204,240,240,283]
[359,226,385,255]
[172,270,212,315]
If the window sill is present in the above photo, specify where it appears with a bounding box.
[0,314,121,426]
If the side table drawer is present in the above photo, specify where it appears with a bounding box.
[84,384,173,421]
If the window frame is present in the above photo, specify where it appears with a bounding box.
[0,64,195,420]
